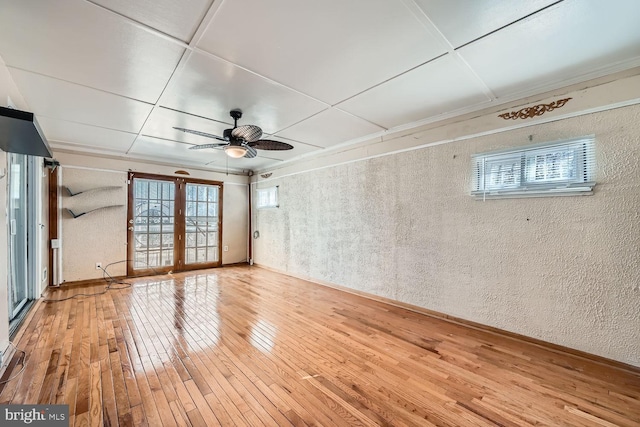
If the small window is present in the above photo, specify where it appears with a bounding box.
[256,186,279,208]
[472,136,595,199]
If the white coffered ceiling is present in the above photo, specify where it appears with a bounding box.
[1,0,639,174]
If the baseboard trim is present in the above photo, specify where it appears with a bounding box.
[253,263,640,375]
[222,261,250,267]
[57,276,128,288]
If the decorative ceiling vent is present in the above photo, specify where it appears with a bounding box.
[498,98,572,120]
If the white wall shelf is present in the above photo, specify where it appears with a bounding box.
[64,185,121,197]
[63,186,124,218]
[65,205,124,218]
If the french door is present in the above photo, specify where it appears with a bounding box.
[127,173,223,276]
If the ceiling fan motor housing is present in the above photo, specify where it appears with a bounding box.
[230,109,242,121]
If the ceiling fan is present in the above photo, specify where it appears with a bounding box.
[173,109,293,158]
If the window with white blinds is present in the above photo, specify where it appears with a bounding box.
[256,186,279,208]
[472,136,595,199]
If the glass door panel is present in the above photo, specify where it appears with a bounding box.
[185,183,220,265]
[130,178,176,273]
[8,153,29,319]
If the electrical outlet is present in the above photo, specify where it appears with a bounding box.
[95,262,102,270]
[224,246,229,252]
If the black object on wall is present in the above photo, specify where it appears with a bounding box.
[0,106,52,157]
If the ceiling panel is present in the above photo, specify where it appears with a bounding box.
[338,54,490,129]
[89,0,214,42]
[141,107,232,144]
[197,0,447,105]
[277,108,384,148]
[10,68,153,133]
[253,138,321,161]
[161,52,328,134]
[39,116,136,153]
[0,0,185,103]
[458,0,640,98]
[218,156,279,171]
[129,135,213,164]
[414,0,558,48]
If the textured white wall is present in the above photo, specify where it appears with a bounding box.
[254,103,640,367]
[222,183,249,264]
[61,168,128,282]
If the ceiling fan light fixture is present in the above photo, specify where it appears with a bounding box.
[224,145,247,158]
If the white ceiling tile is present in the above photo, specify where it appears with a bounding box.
[458,0,640,98]
[142,107,232,144]
[196,0,447,104]
[129,135,213,164]
[0,0,185,103]
[38,117,136,153]
[414,0,558,48]
[255,139,321,162]
[10,68,153,133]
[338,54,490,129]
[277,109,384,148]
[161,52,328,134]
[89,0,213,42]
[222,157,279,171]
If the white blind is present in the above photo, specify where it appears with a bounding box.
[472,136,595,198]
[256,186,279,208]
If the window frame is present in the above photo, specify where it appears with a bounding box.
[471,136,595,199]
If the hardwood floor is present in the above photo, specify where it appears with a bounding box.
[1,265,639,426]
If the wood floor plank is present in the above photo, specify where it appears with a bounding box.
[100,354,119,427]
[89,361,103,427]
[37,348,61,404]
[4,265,638,426]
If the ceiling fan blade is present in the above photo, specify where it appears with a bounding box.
[249,139,294,150]
[232,125,262,142]
[174,127,227,141]
[188,143,228,150]
[243,145,258,158]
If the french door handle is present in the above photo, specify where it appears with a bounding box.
[128,226,134,231]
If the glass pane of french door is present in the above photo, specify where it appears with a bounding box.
[132,178,176,271]
[185,183,220,265]
[8,153,29,319]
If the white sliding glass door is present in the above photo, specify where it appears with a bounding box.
[8,153,36,320]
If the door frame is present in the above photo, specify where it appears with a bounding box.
[126,172,223,276]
